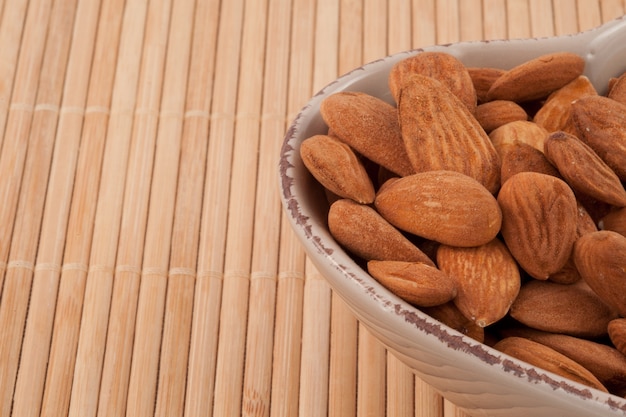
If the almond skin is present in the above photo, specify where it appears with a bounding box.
[608,318,626,357]
[397,74,501,194]
[544,131,626,207]
[570,95,626,181]
[467,67,505,104]
[499,142,561,185]
[300,135,375,204]
[389,51,477,112]
[573,230,626,317]
[320,91,414,177]
[328,199,435,264]
[437,238,520,328]
[497,172,578,279]
[487,52,585,102]
[608,71,626,105]
[489,120,548,157]
[600,207,626,237]
[509,280,618,338]
[367,260,456,307]
[374,170,502,247]
[421,301,485,343]
[474,100,527,133]
[494,337,608,393]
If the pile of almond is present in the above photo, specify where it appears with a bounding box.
[300,51,626,396]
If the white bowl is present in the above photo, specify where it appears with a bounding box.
[279,16,626,417]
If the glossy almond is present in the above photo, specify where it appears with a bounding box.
[509,280,617,338]
[367,260,456,307]
[375,170,502,247]
[389,51,476,112]
[397,74,501,194]
[570,95,626,181]
[533,75,597,132]
[544,131,626,207]
[474,100,528,133]
[320,91,414,177]
[487,52,585,102]
[573,230,626,317]
[497,172,578,279]
[437,239,520,327]
[300,135,375,204]
[328,199,435,264]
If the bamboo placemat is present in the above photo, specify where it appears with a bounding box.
[0,1,623,416]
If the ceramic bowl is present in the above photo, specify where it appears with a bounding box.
[279,16,626,417]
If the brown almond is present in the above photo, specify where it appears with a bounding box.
[608,72,626,105]
[474,100,528,133]
[494,337,608,392]
[533,75,597,132]
[497,172,578,280]
[499,141,561,184]
[489,120,549,157]
[421,301,485,343]
[389,51,476,112]
[320,91,414,177]
[600,207,626,238]
[467,67,505,104]
[608,318,626,357]
[573,230,626,317]
[374,170,502,247]
[544,131,626,207]
[437,239,520,327]
[397,74,501,194]
[367,260,456,307]
[328,199,435,264]
[510,280,617,339]
[300,135,375,204]
[499,329,625,394]
[487,52,585,102]
[570,95,626,181]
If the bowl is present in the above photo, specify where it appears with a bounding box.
[279,16,626,417]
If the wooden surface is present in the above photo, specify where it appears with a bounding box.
[0,1,623,416]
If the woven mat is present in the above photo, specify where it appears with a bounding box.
[0,0,623,416]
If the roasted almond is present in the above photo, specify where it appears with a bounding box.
[487,52,585,102]
[367,260,456,307]
[389,51,476,112]
[397,74,501,194]
[608,71,626,105]
[608,318,626,357]
[421,301,485,343]
[570,95,626,181]
[300,134,375,204]
[573,230,626,317]
[544,131,626,207]
[437,238,520,327]
[489,120,548,157]
[328,199,435,264]
[320,91,414,176]
[497,172,578,279]
[509,280,617,338]
[600,207,626,237]
[533,75,597,132]
[375,170,502,247]
[467,66,505,104]
[499,141,561,184]
[474,100,528,133]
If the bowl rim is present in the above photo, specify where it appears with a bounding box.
[279,16,626,415]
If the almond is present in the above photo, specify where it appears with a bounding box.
[600,207,626,237]
[489,120,548,156]
[421,301,484,343]
[328,199,435,264]
[499,142,561,184]
[573,230,626,317]
[495,336,608,392]
[397,74,501,194]
[533,75,597,132]
[509,280,617,338]
[544,131,626,207]
[502,327,626,396]
[497,172,578,279]
[374,170,502,247]
[467,67,505,104]
[570,95,626,181]
[487,52,585,102]
[389,51,476,112]
[367,260,456,307]
[608,318,626,357]
[437,238,520,327]
[608,71,626,105]
[474,100,527,133]
[320,91,414,177]
[300,135,375,204]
